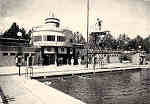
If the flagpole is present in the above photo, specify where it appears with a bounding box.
[86,0,89,68]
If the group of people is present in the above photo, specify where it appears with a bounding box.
[16,54,33,67]
[70,57,82,66]
[16,55,83,67]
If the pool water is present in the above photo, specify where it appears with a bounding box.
[38,69,150,104]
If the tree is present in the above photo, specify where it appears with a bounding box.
[102,33,115,49]
[116,34,131,50]
[128,39,136,50]
[3,22,32,46]
[73,32,86,44]
[26,29,32,45]
[3,22,20,38]
[19,27,26,39]
[19,28,32,42]
[134,35,144,50]
[143,35,150,53]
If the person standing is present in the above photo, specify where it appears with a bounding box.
[71,57,74,66]
[78,57,81,65]
[96,18,102,31]
[27,54,32,66]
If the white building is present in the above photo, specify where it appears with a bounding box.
[32,15,74,65]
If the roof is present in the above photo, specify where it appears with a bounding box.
[45,18,60,22]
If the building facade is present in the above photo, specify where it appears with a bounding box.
[0,38,40,66]
[32,15,74,66]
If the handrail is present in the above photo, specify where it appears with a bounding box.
[25,66,33,78]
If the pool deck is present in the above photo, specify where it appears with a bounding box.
[0,63,149,104]
[31,64,149,78]
[0,63,149,77]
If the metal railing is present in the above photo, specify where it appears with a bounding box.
[25,67,33,78]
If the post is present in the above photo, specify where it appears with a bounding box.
[86,0,89,68]
[17,56,22,76]
[19,65,21,76]
[93,34,97,71]
[17,32,23,76]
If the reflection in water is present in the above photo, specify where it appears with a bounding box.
[38,69,150,104]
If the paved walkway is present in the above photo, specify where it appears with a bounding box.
[0,75,86,104]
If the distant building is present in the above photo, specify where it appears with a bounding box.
[0,36,40,66]
[32,14,74,65]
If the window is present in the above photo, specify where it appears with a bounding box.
[31,53,36,56]
[57,36,65,42]
[10,53,16,56]
[70,48,73,54]
[61,48,64,52]
[47,47,52,51]
[3,53,8,56]
[47,35,55,41]
[33,36,42,42]
[58,47,67,54]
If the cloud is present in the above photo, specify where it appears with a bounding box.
[0,0,29,17]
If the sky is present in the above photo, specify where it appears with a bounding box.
[0,0,150,39]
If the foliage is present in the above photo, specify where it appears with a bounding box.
[3,22,150,53]
[88,32,150,53]
[102,33,116,49]
[72,32,86,44]
[3,22,19,38]
[3,22,32,45]
[143,35,150,53]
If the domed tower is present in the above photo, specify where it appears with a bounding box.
[44,13,60,28]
